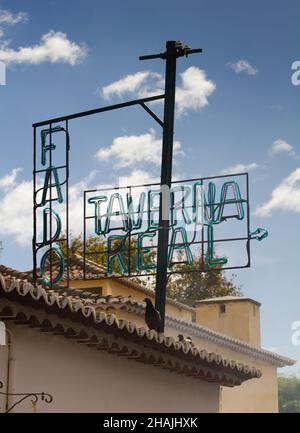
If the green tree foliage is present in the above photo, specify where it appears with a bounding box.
[60,233,155,273]
[167,254,242,307]
[68,234,106,267]
[278,375,300,413]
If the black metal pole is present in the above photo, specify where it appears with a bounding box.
[155,41,178,332]
[32,95,165,128]
[140,41,202,332]
[33,127,37,285]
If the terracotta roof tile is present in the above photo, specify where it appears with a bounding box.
[1,261,295,369]
[0,268,262,387]
[23,254,194,312]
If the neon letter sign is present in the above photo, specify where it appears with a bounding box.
[38,126,66,286]
[87,178,254,276]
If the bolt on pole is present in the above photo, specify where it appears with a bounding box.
[139,41,202,332]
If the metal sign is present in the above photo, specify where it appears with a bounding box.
[33,124,70,287]
[83,173,267,279]
[32,41,268,333]
[32,94,164,289]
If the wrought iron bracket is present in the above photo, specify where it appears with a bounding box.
[0,380,53,413]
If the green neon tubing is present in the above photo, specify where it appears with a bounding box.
[107,235,128,276]
[42,208,62,245]
[41,126,64,166]
[127,192,146,230]
[148,190,160,230]
[88,196,108,235]
[218,181,244,222]
[40,246,65,286]
[171,186,192,227]
[204,182,218,224]
[104,193,128,234]
[40,166,64,206]
[206,224,228,268]
[250,227,269,241]
[168,226,194,267]
[136,231,157,271]
[193,181,204,224]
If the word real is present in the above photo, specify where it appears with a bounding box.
[87,180,246,275]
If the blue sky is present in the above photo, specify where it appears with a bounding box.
[0,0,299,373]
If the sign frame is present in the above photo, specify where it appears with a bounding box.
[32,41,267,333]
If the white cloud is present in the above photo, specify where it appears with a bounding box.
[0,177,34,244]
[0,9,28,25]
[176,67,216,116]
[255,168,300,217]
[0,166,182,247]
[0,30,87,65]
[0,168,23,189]
[0,167,161,246]
[221,162,258,175]
[118,170,158,187]
[0,8,28,41]
[102,71,161,100]
[67,171,98,236]
[269,139,296,158]
[100,66,216,116]
[0,169,98,245]
[95,129,183,168]
[228,60,258,76]
[117,170,160,207]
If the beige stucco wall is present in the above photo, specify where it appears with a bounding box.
[220,361,279,413]
[178,331,279,413]
[168,327,278,413]
[0,321,219,413]
[0,343,8,411]
[193,299,279,412]
[69,278,193,321]
[57,284,280,413]
[91,304,279,413]
[195,301,261,347]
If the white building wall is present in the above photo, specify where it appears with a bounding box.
[0,322,220,413]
